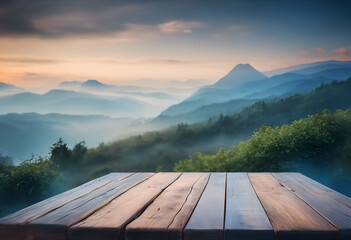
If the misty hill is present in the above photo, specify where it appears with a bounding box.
[57,79,178,103]
[0,82,24,94]
[0,113,132,162]
[154,74,336,125]
[57,81,83,90]
[81,79,116,91]
[58,79,150,93]
[0,89,153,118]
[264,60,351,76]
[75,78,351,179]
[161,63,351,118]
[153,98,257,126]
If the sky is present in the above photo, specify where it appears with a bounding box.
[0,0,350,90]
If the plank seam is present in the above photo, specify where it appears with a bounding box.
[0,173,116,222]
[167,173,210,239]
[25,173,135,224]
[247,173,275,232]
[222,173,227,240]
[166,174,201,231]
[36,173,138,224]
[130,173,183,221]
[271,173,341,234]
[67,173,155,229]
[181,173,212,240]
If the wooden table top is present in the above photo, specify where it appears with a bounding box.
[0,172,351,240]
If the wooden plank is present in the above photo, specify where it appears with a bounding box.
[0,173,124,224]
[183,173,226,240]
[125,173,210,240]
[249,173,339,240]
[27,173,153,240]
[275,172,351,209]
[224,173,274,240]
[68,172,181,240]
[0,172,131,240]
[273,172,351,239]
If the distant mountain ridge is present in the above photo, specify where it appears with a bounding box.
[58,79,150,92]
[0,112,132,162]
[0,82,24,93]
[264,60,351,76]
[160,61,351,119]
[161,63,268,116]
[0,89,154,118]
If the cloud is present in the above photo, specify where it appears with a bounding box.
[99,58,206,65]
[298,46,351,62]
[0,1,150,38]
[316,47,326,53]
[0,57,68,64]
[24,72,40,77]
[158,20,203,33]
[0,1,203,39]
[334,46,351,56]
[300,48,326,56]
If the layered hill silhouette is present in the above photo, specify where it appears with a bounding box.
[0,89,152,118]
[74,78,351,175]
[0,82,24,94]
[0,113,132,161]
[263,60,351,76]
[58,79,176,100]
[159,60,351,123]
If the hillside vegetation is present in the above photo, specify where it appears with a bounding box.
[175,110,351,173]
[76,78,351,178]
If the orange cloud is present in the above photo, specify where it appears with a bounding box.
[316,47,326,53]
[334,46,351,55]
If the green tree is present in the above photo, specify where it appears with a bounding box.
[50,138,72,170]
[0,156,61,217]
[71,141,87,165]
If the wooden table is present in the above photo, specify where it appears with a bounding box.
[0,172,351,240]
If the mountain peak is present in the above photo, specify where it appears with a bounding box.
[83,79,104,86]
[213,63,267,89]
[234,63,253,69]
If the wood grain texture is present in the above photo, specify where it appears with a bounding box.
[224,173,274,240]
[68,172,181,240]
[125,173,210,240]
[249,173,339,240]
[2,172,351,240]
[184,173,226,240]
[27,173,153,240]
[275,173,351,209]
[0,172,130,240]
[273,172,351,239]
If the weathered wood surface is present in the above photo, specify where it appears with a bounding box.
[125,173,210,240]
[69,172,181,240]
[225,173,273,240]
[0,172,131,240]
[249,173,339,240]
[273,172,351,239]
[1,172,351,240]
[183,173,226,240]
[28,173,153,240]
